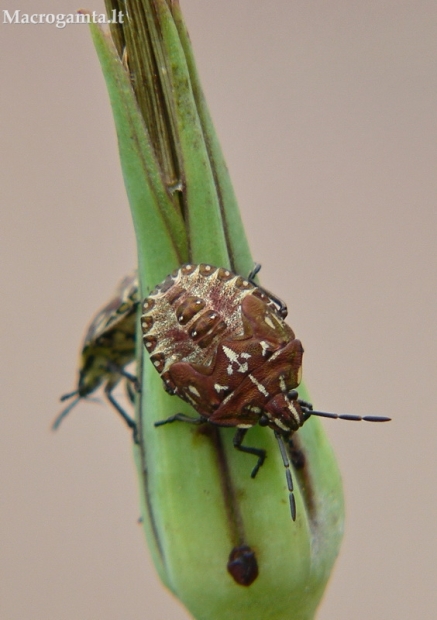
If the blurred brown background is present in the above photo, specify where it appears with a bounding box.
[1,0,436,618]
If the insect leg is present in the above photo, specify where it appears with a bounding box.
[233,428,266,479]
[60,389,79,402]
[106,361,141,392]
[247,263,288,319]
[52,396,81,431]
[247,263,261,281]
[154,413,205,427]
[125,379,136,404]
[104,384,138,444]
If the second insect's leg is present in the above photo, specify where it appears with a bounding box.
[105,384,138,444]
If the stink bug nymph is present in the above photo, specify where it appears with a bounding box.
[53,272,139,439]
[142,264,390,520]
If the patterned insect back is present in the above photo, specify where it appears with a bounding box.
[53,272,139,434]
[142,264,305,433]
[78,272,139,396]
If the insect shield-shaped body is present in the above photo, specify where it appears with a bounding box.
[141,263,307,518]
[142,264,391,520]
[53,272,139,438]
[142,263,305,431]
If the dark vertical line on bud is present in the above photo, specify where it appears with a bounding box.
[198,425,259,585]
[201,425,244,544]
[289,435,316,521]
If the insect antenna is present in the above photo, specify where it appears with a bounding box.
[274,431,297,521]
[302,408,391,423]
[51,396,81,431]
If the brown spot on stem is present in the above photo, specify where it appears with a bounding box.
[227,545,259,586]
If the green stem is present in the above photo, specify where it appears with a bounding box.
[90,2,345,618]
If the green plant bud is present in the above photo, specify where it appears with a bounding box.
[90,1,344,617]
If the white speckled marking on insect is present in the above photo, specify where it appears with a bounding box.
[273,417,289,432]
[223,345,250,374]
[279,375,301,424]
[287,401,301,425]
[267,348,283,363]
[248,374,269,398]
[259,340,270,356]
[265,315,275,330]
[221,390,235,406]
[214,384,229,393]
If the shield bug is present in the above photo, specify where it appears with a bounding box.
[53,272,139,440]
[141,263,390,520]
